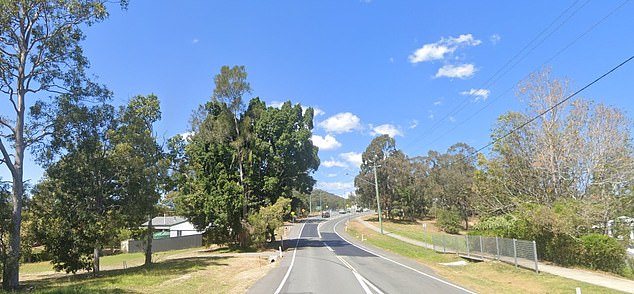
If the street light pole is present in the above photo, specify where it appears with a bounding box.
[309,193,312,215]
[373,163,383,234]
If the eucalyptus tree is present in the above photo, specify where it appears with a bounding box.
[355,135,398,218]
[0,0,121,288]
[110,94,164,266]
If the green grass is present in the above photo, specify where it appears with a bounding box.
[10,247,274,294]
[21,248,199,275]
[347,220,626,294]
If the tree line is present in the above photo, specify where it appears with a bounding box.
[354,68,634,273]
[0,1,320,289]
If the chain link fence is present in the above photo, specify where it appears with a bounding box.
[430,234,539,272]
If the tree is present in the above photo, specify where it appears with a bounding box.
[355,135,398,219]
[178,98,319,245]
[0,0,119,289]
[30,99,117,274]
[208,65,252,219]
[31,94,164,274]
[426,143,476,229]
[110,94,164,266]
[177,68,318,246]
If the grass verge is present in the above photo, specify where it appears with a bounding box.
[12,247,275,294]
[347,220,625,294]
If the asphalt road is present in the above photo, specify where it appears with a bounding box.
[248,213,475,294]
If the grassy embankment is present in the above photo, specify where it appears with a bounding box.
[346,218,626,294]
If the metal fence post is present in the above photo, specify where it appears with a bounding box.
[513,238,518,267]
[443,235,446,253]
[495,236,499,260]
[532,240,539,273]
[466,235,470,256]
[479,236,484,259]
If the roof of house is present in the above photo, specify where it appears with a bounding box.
[141,216,188,227]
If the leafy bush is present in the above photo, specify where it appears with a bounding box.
[546,234,582,266]
[437,208,462,234]
[247,197,291,248]
[472,215,517,237]
[579,233,626,274]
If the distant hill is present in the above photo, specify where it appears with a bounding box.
[310,189,346,211]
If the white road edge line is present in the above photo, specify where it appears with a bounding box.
[360,275,385,294]
[333,218,476,294]
[323,243,334,252]
[353,271,373,294]
[336,256,373,294]
[317,221,323,239]
[274,222,306,294]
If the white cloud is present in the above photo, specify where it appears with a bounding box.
[340,152,362,168]
[428,111,435,120]
[490,34,501,45]
[460,88,490,102]
[179,131,195,141]
[319,112,362,134]
[317,181,354,191]
[433,100,442,106]
[389,57,394,63]
[371,124,403,138]
[192,39,199,44]
[435,64,476,79]
[326,173,338,178]
[313,107,325,116]
[323,159,348,168]
[269,101,284,108]
[409,120,419,129]
[311,134,342,151]
[449,116,456,123]
[409,34,481,64]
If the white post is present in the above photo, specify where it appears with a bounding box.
[575,287,582,294]
[532,240,539,273]
[279,246,282,258]
[495,236,499,260]
[513,239,518,267]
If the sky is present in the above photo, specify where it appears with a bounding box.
[3,0,634,197]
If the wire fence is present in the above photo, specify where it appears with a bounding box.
[430,234,539,272]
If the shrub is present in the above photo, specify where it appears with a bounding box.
[437,208,462,234]
[247,197,291,248]
[472,215,517,237]
[580,233,626,274]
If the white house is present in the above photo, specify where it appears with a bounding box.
[141,216,204,238]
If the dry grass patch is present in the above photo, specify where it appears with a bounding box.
[17,247,277,294]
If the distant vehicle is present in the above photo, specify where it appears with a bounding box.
[321,211,330,218]
[339,209,346,214]
[356,207,363,212]
[363,208,369,212]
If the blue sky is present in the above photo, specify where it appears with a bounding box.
[3,0,634,197]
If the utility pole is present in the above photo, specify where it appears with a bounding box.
[309,193,312,216]
[373,163,383,234]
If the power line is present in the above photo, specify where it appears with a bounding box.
[410,0,631,152]
[402,0,587,151]
[471,54,634,158]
